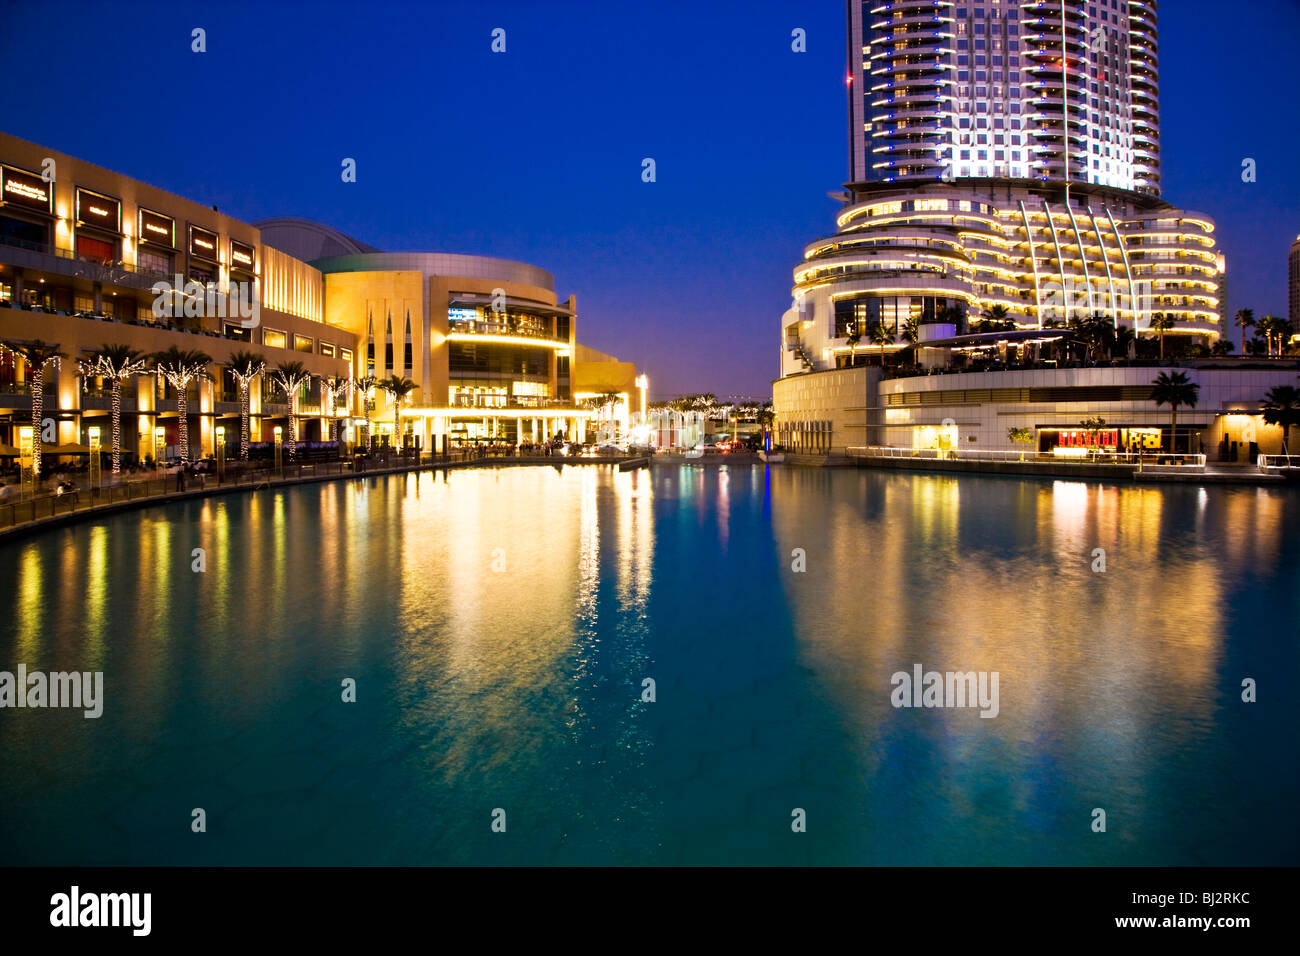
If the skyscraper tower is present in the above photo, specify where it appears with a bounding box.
[1289,235,1300,335]
[848,0,1160,194]
[780,0,1224,380]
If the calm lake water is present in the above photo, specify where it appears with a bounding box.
[0,465,1296,865]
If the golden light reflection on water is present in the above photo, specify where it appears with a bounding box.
[332,465,661,788]
[615,469,655,617]
[82,525,107,670]
[15,546,44,661]
[0,463,1294,864]
[768,470,1292,801]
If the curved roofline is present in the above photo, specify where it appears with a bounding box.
[254,217,382,255]
[310,252,556,291]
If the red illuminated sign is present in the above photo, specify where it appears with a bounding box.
[1057,428,1119,447]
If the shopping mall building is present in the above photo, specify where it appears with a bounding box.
[0,132,643,461]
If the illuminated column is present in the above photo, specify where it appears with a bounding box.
[88,426,101,488]
[18,426,33,498]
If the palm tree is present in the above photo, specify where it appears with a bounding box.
[1234,308,1255,354]
[1151,370,1199,453]
[1260,314,1289,357]
[867,320,894,367]
[756,404,775,448]
[77,343,149,474]
[1150,312,1175,360]
[352,375,377,449]
[270,361,312,460]
[979,304,1011,333]
[1070,311,1115,363]
[582,390,623,442]
[1113,324,1136,361]
[7,339,66,478]
[936,304,967,335]
[378,375,418,450]
[226,349,266,460]
[1089,310,1116,354]
[321,375,351,442]
[151,347,212,465]
[902,316,921,365]
[1261,385,1300,455]
[844,322,861,366]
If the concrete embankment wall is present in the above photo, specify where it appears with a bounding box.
[848,456,1292,484]
[852,456,1136,480]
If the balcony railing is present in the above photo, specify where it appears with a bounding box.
[0,235,171,290]
[447,319,558,342]
[447,395,578,410]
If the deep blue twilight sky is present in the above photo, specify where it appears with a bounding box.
[2,0,1297,398]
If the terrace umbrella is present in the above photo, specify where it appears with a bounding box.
[43,442,93,455]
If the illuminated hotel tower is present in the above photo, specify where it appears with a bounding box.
[780,0,1222,379]
[847,0,1160,193]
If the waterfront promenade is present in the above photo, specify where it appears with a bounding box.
[841,447,1296,484]
[0,450,638,541]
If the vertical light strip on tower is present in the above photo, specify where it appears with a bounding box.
[1087,207,1119,326]
[1019,199,1044,329]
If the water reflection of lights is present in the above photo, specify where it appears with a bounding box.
[769,469,1285,817]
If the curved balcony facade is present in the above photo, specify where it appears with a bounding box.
[780,179,1223,379]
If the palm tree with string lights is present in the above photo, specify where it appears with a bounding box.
[151,347,212,465]
[226,349,266,460]
[78,343,149,474]
[378,374,418,451]
[270,361,312,460]
[6,339,66,479]
[321,375,352,443]
[353,374,377,450]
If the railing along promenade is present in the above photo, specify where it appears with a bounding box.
[0,447,635,535]
[846,446,1208,472]
[1258,455,1300,473]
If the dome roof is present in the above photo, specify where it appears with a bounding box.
[255,217,382,262]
